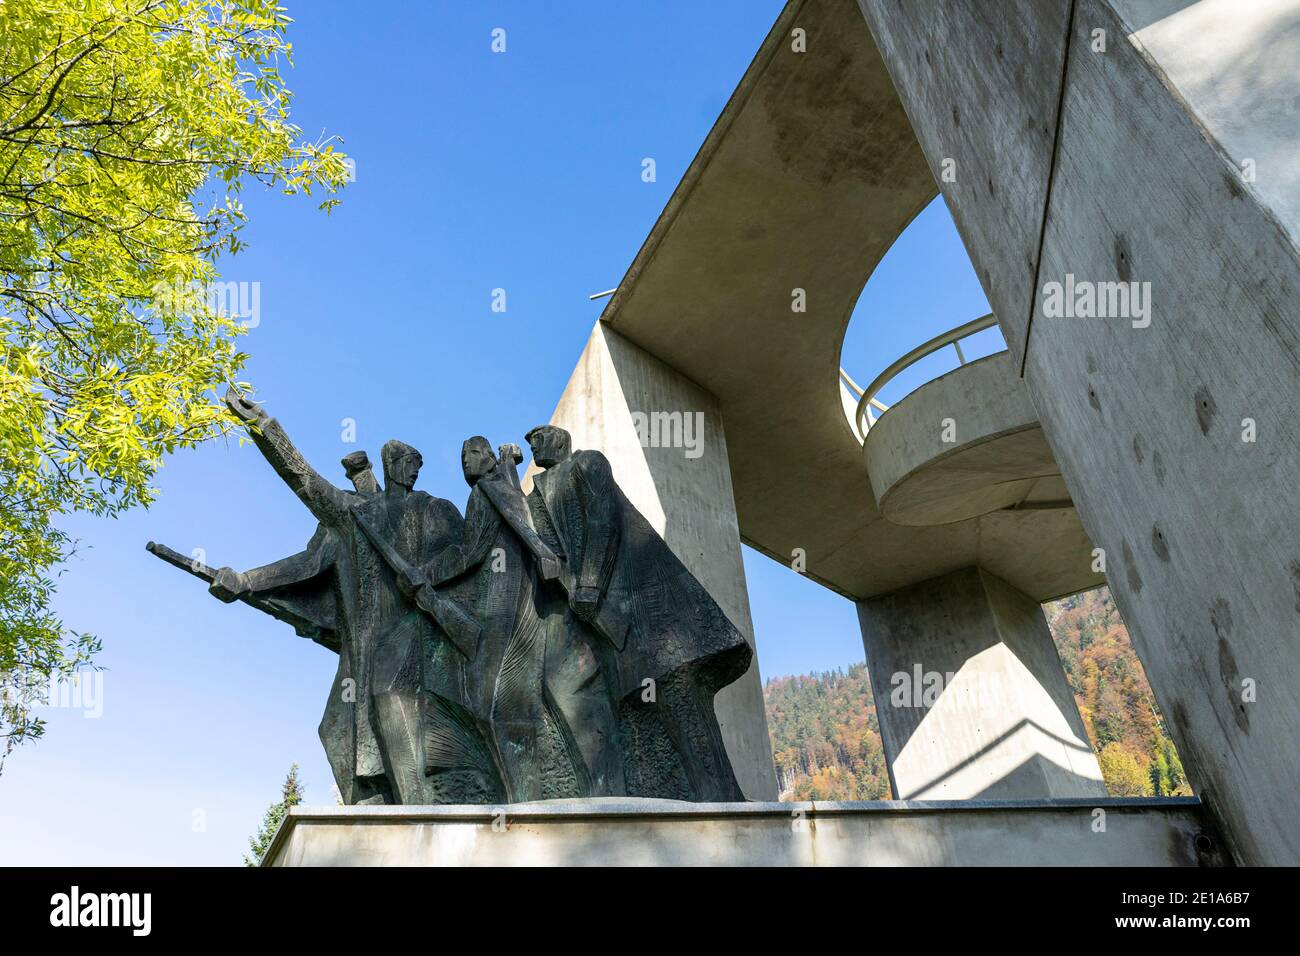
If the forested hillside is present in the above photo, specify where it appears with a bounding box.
[1047,588,1190,797]
[766,662,888,800]
[764,587,1190,800]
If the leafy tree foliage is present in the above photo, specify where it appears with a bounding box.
[1098,742,1150,796]
[244,762,304,866]
[0,0,347,768]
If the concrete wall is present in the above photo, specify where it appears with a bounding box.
[858,567,1106,800]
[266,798,1222,866]
[528,321,778,800]
[859,0,1300,864]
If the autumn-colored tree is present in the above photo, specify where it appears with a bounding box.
[765,664,893,801]
[1098,742,1151,797]
[1047,589,1191,796]
[0,0,347,769]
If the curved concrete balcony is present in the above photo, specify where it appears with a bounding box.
[858,351,1067,528]
[840,319,1099,597]
[837,314,1102,598]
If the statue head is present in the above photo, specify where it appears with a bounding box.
[381,440,422,491]
[341,450,379,494]
[525,425,571,469]
[460,436,497,486]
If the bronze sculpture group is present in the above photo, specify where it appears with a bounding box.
[149,390,751,805]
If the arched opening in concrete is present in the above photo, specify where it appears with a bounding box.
[838,194,1003,434]
[815,194,1192,804]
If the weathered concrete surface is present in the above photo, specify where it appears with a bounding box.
[865,353,1090,542]
[858,567,1106,800]
[1116,0,1300,239]
[264,797,1221,866]
[594,0,1105,603]
[859,0,1300,863]
[866,354,1046,524]
[527,323,778,800]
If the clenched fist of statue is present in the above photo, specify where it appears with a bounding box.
[570,585,601,622]
[209,567,251,603]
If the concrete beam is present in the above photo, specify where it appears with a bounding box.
[596,0,1101,602]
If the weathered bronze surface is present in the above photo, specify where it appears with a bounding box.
[149,392,750,804]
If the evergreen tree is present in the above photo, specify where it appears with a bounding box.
[1162,737,1189,795]
[244,764,305,867]
[1150,751,1168,797]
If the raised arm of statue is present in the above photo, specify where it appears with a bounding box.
[225,388,350,524]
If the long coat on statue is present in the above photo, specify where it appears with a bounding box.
[527,448,751,800]
[427,466,577,801]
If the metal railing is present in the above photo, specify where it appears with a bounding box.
[839,367,890,427]
[843,312,999,441]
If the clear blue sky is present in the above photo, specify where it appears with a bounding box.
[0,0,992,865]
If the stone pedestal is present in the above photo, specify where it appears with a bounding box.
[857,567,1106,800]
[262,798,1218,866]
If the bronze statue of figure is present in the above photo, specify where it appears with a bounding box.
[149,399,752,804]
[202,391,498,805]
[524,425,750,801]
[369,436,629,800]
